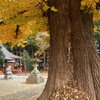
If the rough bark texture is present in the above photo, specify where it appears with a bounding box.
[70,1,100,100]
[38,0,73,100]
[69,1,99,100]
[38,0,100,100]
[82,13,100,100]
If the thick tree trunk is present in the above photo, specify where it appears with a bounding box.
[69,1,100,100]
[38,0,73,100]
[38,0,100,100]
[84,16,100,100]
[85,17,100,99]
[70,1,100,100]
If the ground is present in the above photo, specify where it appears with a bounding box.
[0,71,48,100]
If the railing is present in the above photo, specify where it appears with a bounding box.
[0,68,5,73]
[0,68,22,74]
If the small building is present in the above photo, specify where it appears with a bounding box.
[0,44,22,73]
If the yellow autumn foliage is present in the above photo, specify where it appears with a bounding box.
[81,0,99,9]
[0,0,48,45]
[0,0,99,46]
[81,0,100,20]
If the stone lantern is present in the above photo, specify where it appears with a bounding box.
[26,57,44,84]
[4,65,13,79]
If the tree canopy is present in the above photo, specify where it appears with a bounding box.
[0,0,48,45]
[0,0,99,46]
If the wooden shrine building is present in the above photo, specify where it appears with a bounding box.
[0,44,22,73]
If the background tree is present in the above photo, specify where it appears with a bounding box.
[25,35,39,58]
[0,45,5,66]
[35,32,50,66]
[21,50,31,75]
[94,20,100,57]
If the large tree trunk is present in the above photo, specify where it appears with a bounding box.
[69,0,100,100]
[83,16,100,100]
[70,1,100,100]
[38,0,100,100]
[38,0,73,100]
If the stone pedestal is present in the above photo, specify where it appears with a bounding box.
[4,66,13,79]
[26,63,44,84]
[4,74,13,79]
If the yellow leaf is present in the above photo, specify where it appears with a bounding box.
[51,6,58,12]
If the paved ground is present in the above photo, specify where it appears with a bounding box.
[0,73,47,100]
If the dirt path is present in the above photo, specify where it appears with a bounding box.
[0,75,47,100]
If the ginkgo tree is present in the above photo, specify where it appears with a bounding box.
[0,0,100,100]
[38,0,100,100]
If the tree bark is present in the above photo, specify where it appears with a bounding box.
[69,1,100,100]
[38,0,73,100]
[38,0,100,100]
